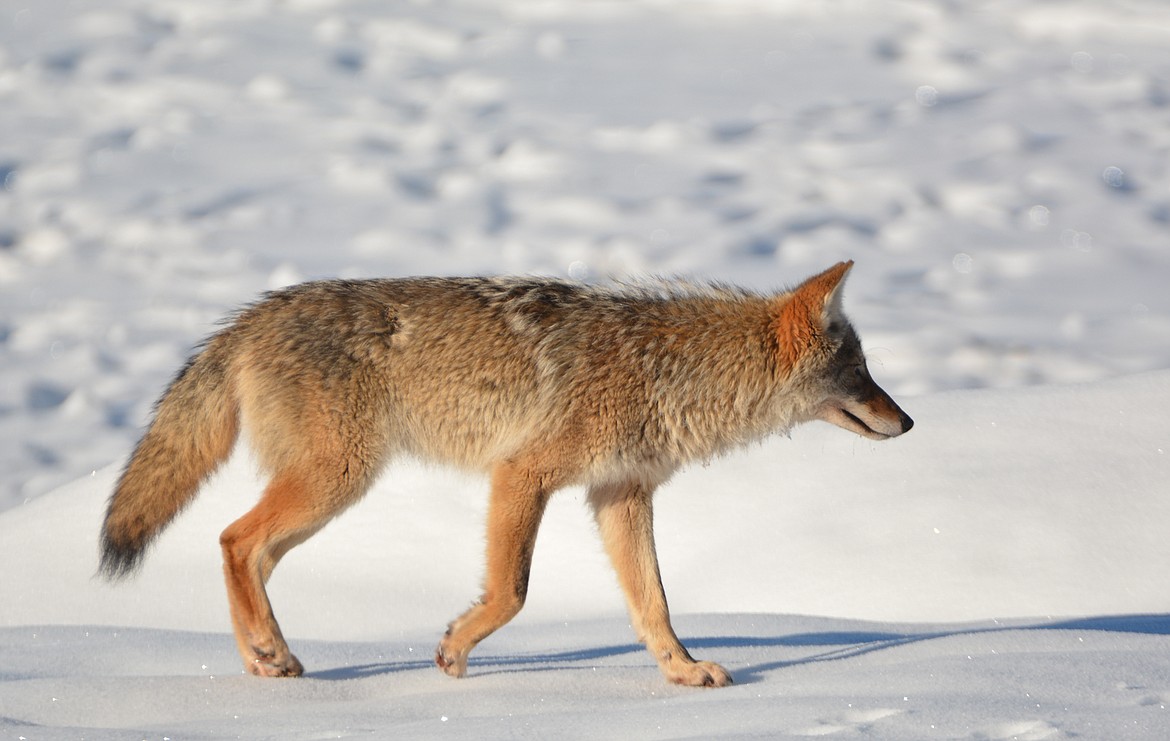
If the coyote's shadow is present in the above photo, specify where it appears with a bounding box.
[725,613,1170,685]
[310,614,1170,682]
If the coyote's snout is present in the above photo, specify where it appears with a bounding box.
[818,358,913,440]
[100,261,911,687]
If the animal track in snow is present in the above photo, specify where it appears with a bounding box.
[793,707,902,736]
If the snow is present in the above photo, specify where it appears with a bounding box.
[2,0,1170,738]
[2,376,1170,737]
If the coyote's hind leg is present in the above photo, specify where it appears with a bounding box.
[436,457,557,677]
[220,464,370,677]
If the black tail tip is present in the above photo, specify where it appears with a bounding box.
[98,537,145,582]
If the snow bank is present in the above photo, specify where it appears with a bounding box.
[1,373,1168,738]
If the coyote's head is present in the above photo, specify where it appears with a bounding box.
[774,261,913,440]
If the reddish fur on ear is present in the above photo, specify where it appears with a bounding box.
[770,261,854,373]
[772,292,816,374]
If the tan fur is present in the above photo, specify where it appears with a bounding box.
[100,261,912,685]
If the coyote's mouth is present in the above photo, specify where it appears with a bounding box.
[839,408,887,438]
[840,407,892,440]
[819,404,903,441]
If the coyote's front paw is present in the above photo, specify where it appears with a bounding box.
[434,641,468,678]
[666,659,733,688]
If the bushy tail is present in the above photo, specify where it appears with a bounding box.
[99,335,239,580]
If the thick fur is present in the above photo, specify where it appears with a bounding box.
[100,261,912,685]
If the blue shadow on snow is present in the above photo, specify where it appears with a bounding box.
[309,613,1170,682]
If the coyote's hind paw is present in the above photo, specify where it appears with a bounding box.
[247,648,304,678]
[435,643,468,678]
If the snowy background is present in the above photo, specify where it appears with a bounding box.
[2,0,1169,738]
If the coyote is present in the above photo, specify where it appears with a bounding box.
[100,261,912,687]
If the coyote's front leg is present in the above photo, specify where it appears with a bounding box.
[588,481,733,687]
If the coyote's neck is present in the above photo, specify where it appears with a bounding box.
[632,295,800,464]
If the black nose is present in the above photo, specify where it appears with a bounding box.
[900,412,914,433]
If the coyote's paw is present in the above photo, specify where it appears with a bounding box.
[434,642,468,678]
[247,649,304,678]
[666,660,733,688]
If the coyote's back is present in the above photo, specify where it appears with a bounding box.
[100,262,912,684]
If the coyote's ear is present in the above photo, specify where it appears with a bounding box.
[772,261,854,371]
[798,260,853,323]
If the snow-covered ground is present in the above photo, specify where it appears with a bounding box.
[2,373,1169,739]
[2,0,1169,738]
